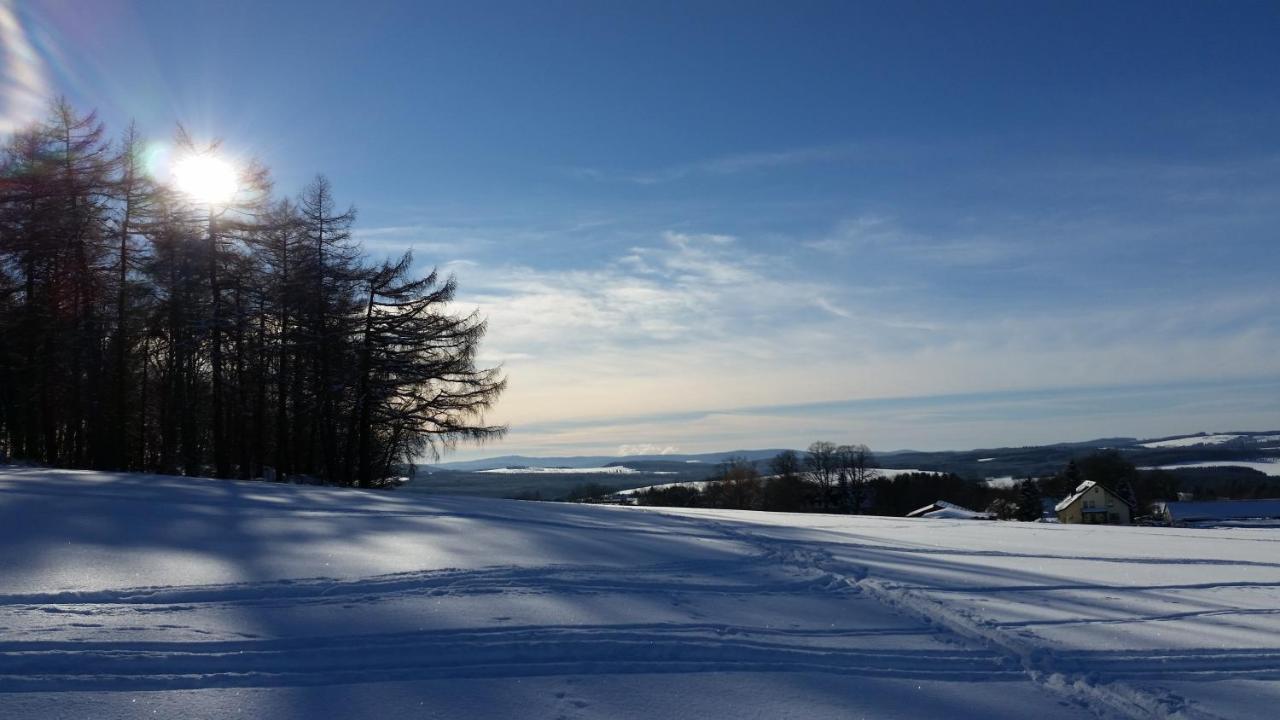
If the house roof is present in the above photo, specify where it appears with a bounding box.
[1054,481,1093,512]
[1158,499,1280,521]
[1053,480,1130,513]
[907,500,992,520]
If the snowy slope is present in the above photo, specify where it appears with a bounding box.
[2,467,1278,719]
[477,465,654,475]
[1146,459,1280,476]
[1138,434,1243,448]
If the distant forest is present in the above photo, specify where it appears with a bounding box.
[0,100,505,486]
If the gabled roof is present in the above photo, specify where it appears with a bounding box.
[1054,480,1130,513]
[1054,481,1094,512]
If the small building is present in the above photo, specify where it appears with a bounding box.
[1154,499,1280,527]
[1054,481,1131,525]
[906,500,993,520]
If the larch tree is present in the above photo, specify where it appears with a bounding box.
[349,252,506,487]
[0,99,505,484]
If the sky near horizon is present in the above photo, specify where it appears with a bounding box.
[3,0,1279,458]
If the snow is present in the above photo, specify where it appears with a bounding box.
[918,507,988,519]
[1146,459,1280,476]
[906,501,993,520]
[983,476,1020,488]
[977,457,996,462]
[3,466,1279,718]
[1138,433,1243,448]
[614,480,712,496]
[874,467,937,478]
[1053,480,1098,512]
[477,465,650,475]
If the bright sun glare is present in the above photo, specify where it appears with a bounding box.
[172,153,238,205]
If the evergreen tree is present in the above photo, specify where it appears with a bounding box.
[1016,479,1043,521]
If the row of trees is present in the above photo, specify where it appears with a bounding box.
[0,100,505,486]
[630,446,1189,520]
[632,453,990,516]
[634,442,888,513]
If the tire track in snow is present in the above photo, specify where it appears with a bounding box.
[696,517,1236,720]
[0,557,823,610]
[0,623,1018,692]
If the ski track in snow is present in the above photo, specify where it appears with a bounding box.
[2,468,1279,718]
[696,518,1256,720]
[0,550,1002,694]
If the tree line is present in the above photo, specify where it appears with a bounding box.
[633,442,892,514]
[0,100,505,486]
[628,445,1192,520]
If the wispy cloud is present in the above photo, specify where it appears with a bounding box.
[568,142,866,185]
[806,215,1028,268]
[352,224,494,259]
[451,221,1280,447]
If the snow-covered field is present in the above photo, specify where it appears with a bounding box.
[1146,459,1280,476]
[1138,434,1243,448]
[2,466,1278,719]
[477,465,655,475]
[613,479,713,495]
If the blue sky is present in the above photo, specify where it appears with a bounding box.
[5,0,1279,457]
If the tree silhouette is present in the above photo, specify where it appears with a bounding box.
[0,99,505,484]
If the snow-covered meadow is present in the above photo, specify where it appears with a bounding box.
[1138,434,1244,449]
[1145,459,1280,477]
[1,466,1278,719]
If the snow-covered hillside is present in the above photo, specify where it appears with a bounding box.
[477,465,655,475]
[1,467,1278,719]
[1145,458,1280,476]
[1138,433,1244,448]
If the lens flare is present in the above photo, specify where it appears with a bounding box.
[140,140,173,180]
[0,0,51,133]
[172,153,238,205]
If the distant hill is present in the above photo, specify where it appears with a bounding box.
[406,432,1280,499]
[429,449,790,472]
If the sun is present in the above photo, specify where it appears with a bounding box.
[172,153,238,205]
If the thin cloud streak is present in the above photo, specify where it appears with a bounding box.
[569,142,868,185]
[451,377,1280,460]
